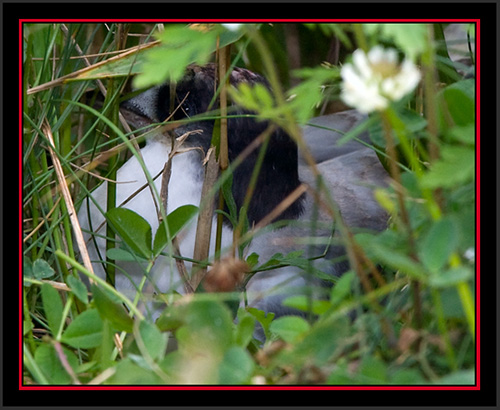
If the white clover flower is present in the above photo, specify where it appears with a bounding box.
[463,248,475,263]
[340,46,421,113]
[222,23,243,31]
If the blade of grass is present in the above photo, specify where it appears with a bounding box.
[23,343,50,385]
[42,121,96,282]
[26,40,161,95]
[55,250,144,320]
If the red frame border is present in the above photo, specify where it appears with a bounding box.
[19,18,481,391]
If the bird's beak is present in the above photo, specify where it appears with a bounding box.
[120,87,160,130]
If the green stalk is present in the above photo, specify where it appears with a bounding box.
[55,293,74,341]
[23,343,50,385]
[23,287,37,353]
[352,24,369,52]
[384,107,442,221]
[431,288,457,370]
[61,200,76,263]
[456,281,475,341]
[27,148,42,260]
[102,24,129,286]
[215,43,230,260]
[55,250,145,320]
[421,24,441,163]
[103,78,118,287]
[450,253,475,341]
[233,126,273,253]
[422,24,474,342]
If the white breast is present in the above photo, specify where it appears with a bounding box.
[78,137,233,318]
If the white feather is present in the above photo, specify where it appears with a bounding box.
[78,135,233,318]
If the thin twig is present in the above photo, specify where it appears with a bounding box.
[380,111,422,330]
[157,131,202,293]
[253,183,308,231]
[191,148,219,290]
[53,340,81,385]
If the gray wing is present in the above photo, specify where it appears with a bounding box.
[299,110,372,165]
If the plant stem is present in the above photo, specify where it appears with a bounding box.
[380,110,423,330]
[104,79,118,287]
[55,250,145,320]
[352,24,369,52]
[215,43,230,260]
[23,343,50,385]
[421,24,440,163]
[233,125,273,255]
[431,288,457,370]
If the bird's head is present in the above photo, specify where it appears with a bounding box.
[121,63,304,225]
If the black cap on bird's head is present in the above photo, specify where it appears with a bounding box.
[121,63,305,225]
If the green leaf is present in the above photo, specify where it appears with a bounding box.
[327,360,354,384]
[23,316,34,336]
[175,300,234,354]
[218,346,255,384]
[282,295,330,315]
[440,79,475,128]
[23,257,34,285]
[34,343,79,385]
[421,145,475,189]
[41,283,64,337]
[356,233,428,281]
[389,368,425,385]
[429,266,473,288]
[330,271,355,307]
[134,25,244,89]
[99,319,115,371]
[66,275,89,304]
[106,357,164,385]
[245,252,260,269]
[92,284,133,333]
[294,317,349,364]
[247,307,275,342]
[368,109,426,147]
[153,204,198,257]
[33,258,55,279]
[230,82,266,113]
[358,356,388,384]
[434,369,475,385]
[106,247,141,262]
[106,207,152,260]
[364,23,427,61]
[289,65,340,124]
[419,218,458,273]
[66,41,159,82]
[137,320,167,362]
[448,124,474,145]
[255,250,332,282]
[156,305,184,332]
[61,308,103,349]
[234,312,256,348]
[440,288,466,319]
[270,316,310,344]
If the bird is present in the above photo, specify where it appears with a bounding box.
[78,63,389,325]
